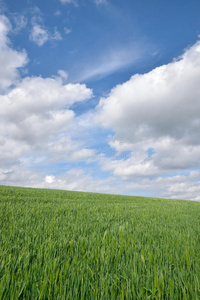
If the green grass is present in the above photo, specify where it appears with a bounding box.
[0,185,200,299]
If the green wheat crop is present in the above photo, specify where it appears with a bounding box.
[0,185,200,299]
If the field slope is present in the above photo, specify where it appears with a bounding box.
[0,185,200,299]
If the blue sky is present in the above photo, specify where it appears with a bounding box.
[1,0,200,200]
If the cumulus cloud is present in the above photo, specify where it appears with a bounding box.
[96,40,200,178]
[0,76,92,118]
[0,76,93,166]
[0,15,27,92]
[99,154,160,179]
[0,14,93,171]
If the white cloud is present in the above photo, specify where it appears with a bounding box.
[54,10,61,16]
[0,139,31,167]
[12,15,27,33]
[94,0,107,5]
[96,41,200,145]
[0,14,11,45]
[139,172,200,201]
[0,77,92,119]
[60,0,107,6]
[57,69,68,80]
[0,15,27,92]
[1,14,200,201]
[64,27,71,34]
[47,135,96,163]
[0,76,92,117]
[30,14,62,46]
[67,149,95,161]
[126,171,200,201]
[0,75,93,166]
[60,0,77,5]
[51,28,62,41]
[30,24,49,46]
[96,40,200,178]
[40,169,115,192]
[0,15,93,169]
[0,165,116,194]
[45,175,55,183]
[99,154,160,179]
[77,44,143,82]
[1,165,200,201]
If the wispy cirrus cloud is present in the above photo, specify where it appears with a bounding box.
[59,0,106,7]
[94,0,107,5]
[59,0,77,5]
[76,43,145,82]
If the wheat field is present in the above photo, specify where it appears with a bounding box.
[0,185,200,299]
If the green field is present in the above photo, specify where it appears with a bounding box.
[0,185,200,299]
